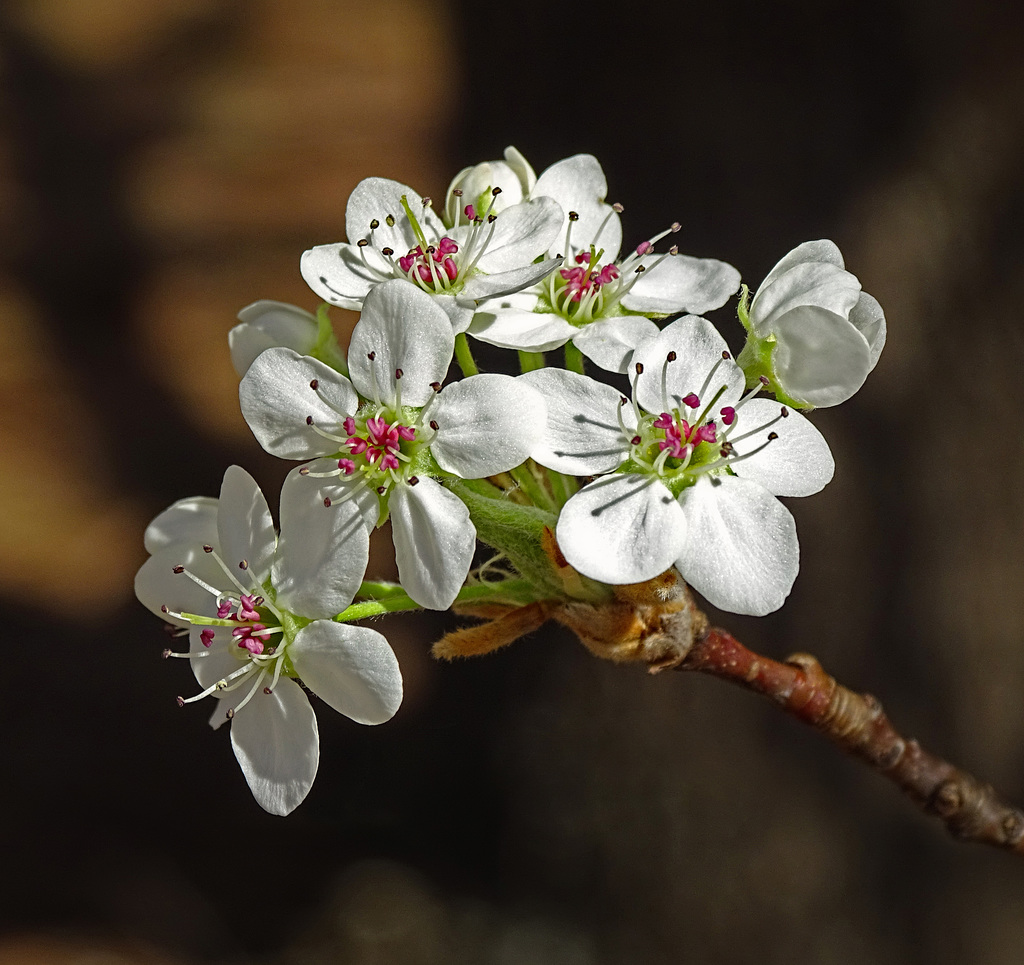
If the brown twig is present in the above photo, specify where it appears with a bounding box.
[441,563,1024,856]
[672,624,1024,856]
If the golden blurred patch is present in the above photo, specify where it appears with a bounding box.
[0,282,148,616]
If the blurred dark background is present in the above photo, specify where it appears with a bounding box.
[3,0,1024,961]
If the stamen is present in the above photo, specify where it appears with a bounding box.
[179,662,256,705]
[689,432,777,478]
[171,565,223,599]
[230,668,270,716]
[660,352,677,414]
[697,357,728,404]
[626,363,645,425]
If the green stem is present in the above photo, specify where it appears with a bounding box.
[564,340,586,375]
[518,350,546,373]
[449,475,505,499]
[356,580,408,600]
[452,578,540,608]
[335,594,423,622]
[454,333,480,377]
[335,577,542,623]
[547,469,579,507]
[509,461,556,512]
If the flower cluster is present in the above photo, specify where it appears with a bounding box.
[136,145,885,813]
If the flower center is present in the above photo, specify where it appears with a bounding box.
[620,356,786,494]
[557,250,620,304]
[544,216,682,326]
[301,363,443,510]
[398,237,460,289]
[214,593,274,655]
[339,411,419,478]
[163,548,294,720]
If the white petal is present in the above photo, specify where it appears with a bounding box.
[519,368,633,476]
[295,458,381,530]
[345,177,445,254]
[621,254,741,315]
[189,624,246,693]
[504,145,537,193]
[389,478,476,610]
[273,468,370,619]
[676,475,798,616]
[571,316,659,374]
[134,545,224,625]
[290,621,403,725]
[469,305,576,353]
[533,154,621,260]
[217,466,276,580]
[462,258,561,301]
[239,348,358,460]
[432,293,476,334]
[632,315,744,416]
[348,281,455,407]
[849,291,886,371]
[727,398,834,497]
[445,160,525,224]
[469,197,563,274]
[430,374,546,477]
[771,307,872,407]
[300,243,379,309]
[758,240,845,293]
[230,302,319,376]
[751,261,861,334]
[229,677,319,816]
[144,496,218,554]
[556,474,687,584]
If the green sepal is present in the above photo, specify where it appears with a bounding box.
[736,284,752,332]
[311,303,349,375]
[736,332,812,411]
[448,479,611,604]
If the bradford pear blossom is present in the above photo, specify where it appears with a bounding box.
[444,145,536,226]
[738,240,886,408]
[470,153,741,373]
[239,280,547,610]
[229,301,318,376]
[522,314,834,616]
[134,466,403,816]
[229,300,349,378]
[300,173,563,334]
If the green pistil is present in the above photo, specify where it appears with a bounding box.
[399,194,430,252]
[694,383,728,428]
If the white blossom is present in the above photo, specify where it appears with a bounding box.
[469,153,741,373]
[743,239,886,407]
[135,466,402,816]
[229,301,319,377]
[523,315,834,615]
[301,174,563,333]
[238,280,547,610]
[443,145,536,226]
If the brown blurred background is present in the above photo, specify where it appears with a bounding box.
[3,0,1024,961]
